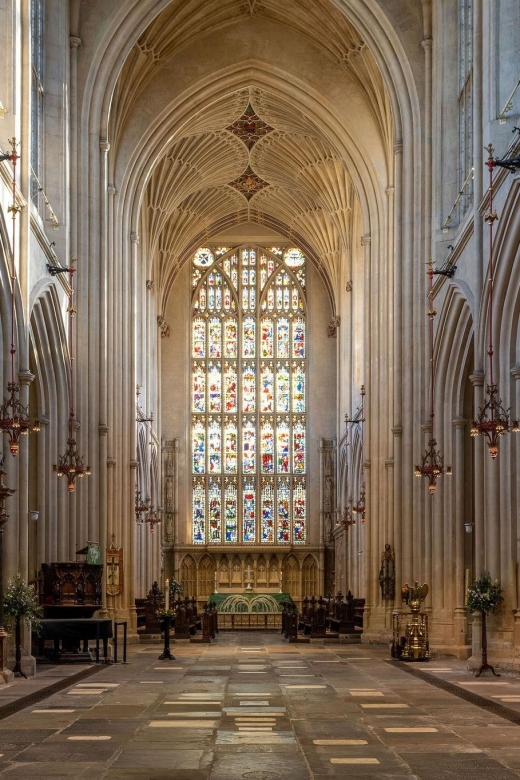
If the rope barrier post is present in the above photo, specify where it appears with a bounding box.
[113,622,128,665]
[113,622,118,664]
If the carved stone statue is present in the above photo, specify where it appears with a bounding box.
[378,543,395,600]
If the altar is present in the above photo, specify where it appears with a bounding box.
[208,591,294,630]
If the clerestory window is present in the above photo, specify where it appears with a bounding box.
[458,0,473,220]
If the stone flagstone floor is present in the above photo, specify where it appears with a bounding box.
[0,633,520,778]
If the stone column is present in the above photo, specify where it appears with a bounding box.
[36,417,48,571]
[162,439,175,580]
[97,423,109,619]
[106,455,116,621]
[69,32,81,265]
[17,370,33,577]
[470,371,485,573]
[364,456,372,622]
[453,417,468,651]
[97,138,110,616]
[510,365,520,654]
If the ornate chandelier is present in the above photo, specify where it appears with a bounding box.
[470,145,519,458]
[135,486,150,522]
[144,505,161,533]
[346,385,367,524]
[0,139,40,455]
[415,262,451,493]
[135,386,158,533]
[340,504,356,533]
[53,261,90,491]
[352,488,366,524]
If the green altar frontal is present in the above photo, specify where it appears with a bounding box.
[208,592,294,630]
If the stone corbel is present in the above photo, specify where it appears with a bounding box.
[157,315,171,338]
[327,315,340,338]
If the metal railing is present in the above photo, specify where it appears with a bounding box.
[498,75,520,124]
[441,167,474,232]
[30,166,59,227]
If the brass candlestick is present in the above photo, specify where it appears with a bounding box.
[392,582,430,662]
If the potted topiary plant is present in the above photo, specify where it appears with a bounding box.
[466,571,503,677]
[4,573,42,678]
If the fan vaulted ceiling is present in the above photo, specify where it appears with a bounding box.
[110,0,393,309]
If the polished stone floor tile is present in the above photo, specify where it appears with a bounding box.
[2,634,520,779]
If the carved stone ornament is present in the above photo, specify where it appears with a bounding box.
[379,543,395,600]
[157,315,171,338]
[228,165,269,200]
[106,544,124,596]
[226,104,274,149]
[327,316,340,338]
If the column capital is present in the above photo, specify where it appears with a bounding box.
[511,363,520,380]
[18,369,34,385]
[107,457,116,468]
[469,370,485,387]
[107,184,117,196]
[392,425,403,437]
[98,423,109,436]
[393,139,403,155]
[452,416,468,429]
[130,459,138,470]
[69,35,82,49]
[361,234,371,246]
[99,139,110,153]
[130,232,140,245]
[421,37,433,52]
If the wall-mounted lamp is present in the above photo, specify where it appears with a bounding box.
[464,523,473,534]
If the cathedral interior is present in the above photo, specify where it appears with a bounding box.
[1,1,520,776]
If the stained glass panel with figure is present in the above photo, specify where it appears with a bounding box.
[224,481,238,542]
[277,478,290,542]
[261,481,275,542]
[243,479,256,542]
[208,479,221,543]
[193,481,205,543]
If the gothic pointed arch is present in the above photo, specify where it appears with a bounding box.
[180,553,196,595]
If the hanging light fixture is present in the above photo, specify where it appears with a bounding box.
[352,487,366,524]
[339,425,356,534]
[53,260,90,491]
[341,504,356,534]
[134,385,158,532]
[134,486,150,522]
[415,261,452,492]
[134,386,152,522]
[0,139,40,455]
[144,505,161,534]
[470,144,519,457]
[348,386,366,523]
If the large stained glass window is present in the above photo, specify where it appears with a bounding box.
[191,246,307,544]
